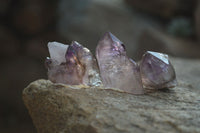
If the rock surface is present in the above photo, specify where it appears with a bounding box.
[23,57,200,133]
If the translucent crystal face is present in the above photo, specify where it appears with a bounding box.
[64,44,85,84]
[96,32,144,94]
[147,51,169,64]
[140,51,177,89]
[48,42,68,65]
[67,41,102,86]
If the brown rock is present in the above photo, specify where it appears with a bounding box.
[125,0,196,18]
[23,58,200,133]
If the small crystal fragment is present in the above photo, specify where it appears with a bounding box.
[96,32,144,94]
[140,51,177,89]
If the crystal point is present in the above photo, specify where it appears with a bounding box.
[96,32,144,94]
[105,32,123,45]
[140,51,177,89]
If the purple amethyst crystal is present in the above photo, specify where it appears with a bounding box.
[46,41,102,86]
[45,42,71,84]
[46,42,79,84]
[140,51,177,89]
[96,32,144,94]
[67,41,102,86]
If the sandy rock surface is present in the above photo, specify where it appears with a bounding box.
[23,57,200,133]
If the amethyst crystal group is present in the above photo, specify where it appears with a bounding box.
[45,32,177,94]
[45,41,102,86]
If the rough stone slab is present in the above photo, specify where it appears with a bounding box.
[23,58,200,133]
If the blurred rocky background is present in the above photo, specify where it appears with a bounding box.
[0,0,200,132]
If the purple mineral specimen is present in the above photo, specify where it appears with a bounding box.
[46,41,102,86]
[45,42,71,84]
[45,33,177,94]
[140,51,177,89]
[67,41,102,86]
[96,32,144,94]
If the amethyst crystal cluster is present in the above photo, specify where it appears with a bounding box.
[45,32,177,94]
[45,41,102,86]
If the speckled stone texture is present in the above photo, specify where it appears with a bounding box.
[23,57,200,133]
